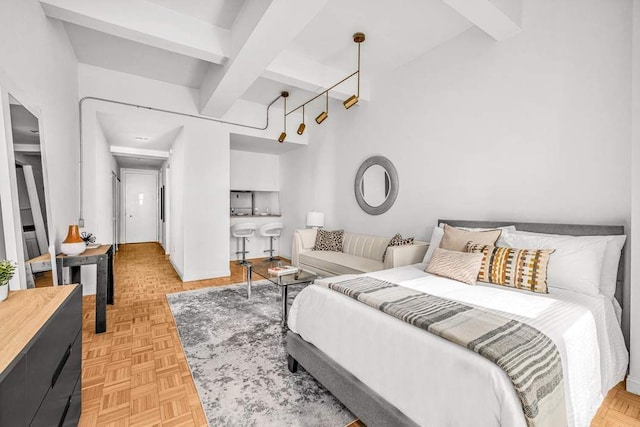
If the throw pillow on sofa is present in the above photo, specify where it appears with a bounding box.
[382,233,414,262]
[313,229,344,252]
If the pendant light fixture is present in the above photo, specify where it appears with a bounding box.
[315,92,329,124]
[344,32,365,109]
[278,91,288,143]
[297,106,306,135]
[275,32,365,141]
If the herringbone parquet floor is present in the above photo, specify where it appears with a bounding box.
[77,242,640,426]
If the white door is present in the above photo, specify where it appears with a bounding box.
[124,171,158,243]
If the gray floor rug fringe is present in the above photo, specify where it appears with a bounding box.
[167,280,355,426]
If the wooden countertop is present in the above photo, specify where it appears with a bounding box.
[0,285,78,374]
[57,244,111,258]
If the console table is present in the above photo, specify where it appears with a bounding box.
[56,244,114,333]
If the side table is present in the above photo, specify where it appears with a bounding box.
[56,244,114,333]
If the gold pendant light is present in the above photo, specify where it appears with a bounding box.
[344,32,365,109]
[315,92,329,124]
[297,105,306,135]
[278,91,288,143]
[276,32,365,141]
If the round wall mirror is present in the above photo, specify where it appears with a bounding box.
[354,156,398,215]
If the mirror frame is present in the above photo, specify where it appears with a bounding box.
[0,81,57,289]
[354,155,399,215]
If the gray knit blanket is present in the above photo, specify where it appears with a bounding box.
[319,276,567,427]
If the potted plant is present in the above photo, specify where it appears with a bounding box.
[0,260,16,302]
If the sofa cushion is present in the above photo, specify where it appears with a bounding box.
[342,232,391,261]
[299,251,384,275]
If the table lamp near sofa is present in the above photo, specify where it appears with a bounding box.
[306,212,324,229]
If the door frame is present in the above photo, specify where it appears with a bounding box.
[121,168,159,244]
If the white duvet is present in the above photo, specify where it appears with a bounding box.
[288,264,628,427]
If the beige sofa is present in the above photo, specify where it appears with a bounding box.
[292,229,428,277]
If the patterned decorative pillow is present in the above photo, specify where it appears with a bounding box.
[382,233,414,262]
[425,248,484,285]
[439,224,502,252]
[313,229,344,252]
[466,243,555,294]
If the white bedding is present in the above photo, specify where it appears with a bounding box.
[288,264,628,427]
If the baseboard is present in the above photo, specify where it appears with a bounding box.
[181,269,231,282]
[627,375,640,395]
[170,258,184,280]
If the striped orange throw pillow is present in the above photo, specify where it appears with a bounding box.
[466,243,554,293]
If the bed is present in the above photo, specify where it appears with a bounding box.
[286,220,629,427]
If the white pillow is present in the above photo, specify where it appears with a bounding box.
[422,226,444,264]
[498,230,625,299]
[422,225,517,264]
[498,231,609,296]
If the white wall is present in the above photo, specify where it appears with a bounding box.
[281,0,632,336]
[0,0,80,288]
[628,0,640,395]
[168,130,185,277]
[230,150,279,191]
[79,65,239,281]
[78,105,119,294]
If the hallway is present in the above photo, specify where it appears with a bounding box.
[79,243,244,426]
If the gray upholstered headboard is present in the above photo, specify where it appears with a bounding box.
[438,219,626,307]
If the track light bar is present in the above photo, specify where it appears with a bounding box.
[276,32,365,141]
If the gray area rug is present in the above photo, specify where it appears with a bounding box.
[167,280,355,426]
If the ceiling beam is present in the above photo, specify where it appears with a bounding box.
[441,0,522,41]
[263,50,370,102]
[110,146,169,159]
[39,0,229,63]
[199,0,328,117]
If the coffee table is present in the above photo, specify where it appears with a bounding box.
[245,257,318,326]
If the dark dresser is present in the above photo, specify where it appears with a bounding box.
[0,285,82,426]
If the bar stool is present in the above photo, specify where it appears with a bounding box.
[231,223,257,265]
[259,223,283,261]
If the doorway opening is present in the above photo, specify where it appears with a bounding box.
[122,169,159,244]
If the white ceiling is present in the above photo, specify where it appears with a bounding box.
[230,133,304,155]
[54,0,475,105]
[97,112,183,151]
[144,0,245,28]
[64,23,214,88]
[241,77,319,107]
[114,155,166,170]
[43,0,516,157]
[9,104,40,145]
[286,0,472,80]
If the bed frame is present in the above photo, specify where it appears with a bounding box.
[286,220,626,427]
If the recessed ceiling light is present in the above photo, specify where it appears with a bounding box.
[135,137,149,142]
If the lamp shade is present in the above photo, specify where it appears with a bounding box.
[306,211,325,228]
